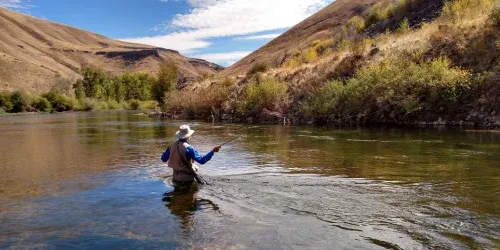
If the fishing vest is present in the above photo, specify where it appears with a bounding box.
[167,141,194,172]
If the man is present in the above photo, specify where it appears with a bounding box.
[161,125,221,185]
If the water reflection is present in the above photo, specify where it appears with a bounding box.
[0,112,499,249]
[162,184,219,230]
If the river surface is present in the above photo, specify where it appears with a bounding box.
[0,111,499,249]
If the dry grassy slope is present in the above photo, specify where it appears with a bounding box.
[221,0,379,76]
[0,7,223,93]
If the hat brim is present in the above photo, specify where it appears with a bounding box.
[175,129,195,139]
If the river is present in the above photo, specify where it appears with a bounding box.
[0,111,499,249]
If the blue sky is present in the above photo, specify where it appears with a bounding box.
[0,0,334,66]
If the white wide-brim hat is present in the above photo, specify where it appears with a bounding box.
[176,125,195,139]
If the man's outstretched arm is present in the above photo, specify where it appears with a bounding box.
[185,146,221,164]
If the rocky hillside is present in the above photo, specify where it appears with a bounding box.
[163,0,500,127]
[0,7,223,93]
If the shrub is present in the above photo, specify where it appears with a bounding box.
[302,57,472,123]
[238,78,289,114]
[98,100,109,110]
[129,99,141,110]
[33,97,52,112]
[107,99,127,110]
[312,39,334,56]
[348,15,366,32]
[42,90,77,112]
[0,107,5,114]
[283,57,302,68]
[365,2,395,27]
[442,0,496,22]
[303,48,318,63]
[397,18,410,33]
[10,91,31,113]
[301,80,345,118]
[164,81,232,118]
[141,100,158,110]
[247,63,269,75]
[0,91,13,112]
[337,39,351,52]
[81,98,98,111]
[349,38,371,56]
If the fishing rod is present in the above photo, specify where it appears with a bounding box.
[220,135,241,146]
[217,125,260,146]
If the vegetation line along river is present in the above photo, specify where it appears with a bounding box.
[0,112,499,249]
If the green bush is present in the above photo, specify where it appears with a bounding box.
[33,97,52,112]
[247,63,269,75]
[140,100,158,110]
[80,98,97,111]
[365,2,395,27]
[301,80,345,118]
[442,0,495,22]
[397,18,410,33]
[0,107,5,114]
[10,91,31,113]
[42,90,77,112]
[303,57,472,123]
[0,91,13,112]
[106,99,122,110]
[238,78,288,113]
[348,15,366,32]
[129,99,141,110]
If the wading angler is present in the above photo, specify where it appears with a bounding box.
[161,125,221,186]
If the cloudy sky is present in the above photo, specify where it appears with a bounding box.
[0,0,334,66]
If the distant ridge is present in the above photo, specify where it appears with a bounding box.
[0,7,223,93]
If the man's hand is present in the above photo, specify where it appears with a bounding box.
[212,146,222,153]
[192,164,200,172]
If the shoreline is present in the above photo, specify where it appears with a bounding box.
[148,111,500,130]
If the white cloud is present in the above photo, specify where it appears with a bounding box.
[193,51,251,66]
[121,0,333,53]
[0,0,33,9]
[235,33,282,40]
[122,33,213,54]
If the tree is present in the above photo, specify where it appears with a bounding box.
[79,68,110,99]
[10,91,31,112]
[120,72,141,100]
[0,91,13,111]
[113,76,125,102]
[137,73,155,101]
[74,80,86,99]
[152,62,178,103]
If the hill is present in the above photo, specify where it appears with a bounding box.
[161,0,500,127]
[221,0,379,76]
[0,7,223,94]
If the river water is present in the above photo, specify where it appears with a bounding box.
[0,111,499,249]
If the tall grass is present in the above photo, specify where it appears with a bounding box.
[164,78,234,118]
[237,78,288,114]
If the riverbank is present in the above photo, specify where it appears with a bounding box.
[148,110,500,129]
[0,89,158,115]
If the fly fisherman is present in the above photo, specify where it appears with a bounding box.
[161,125,221,186]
